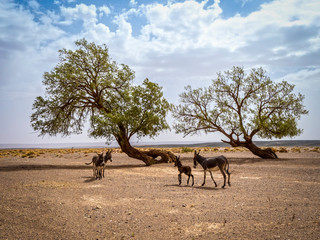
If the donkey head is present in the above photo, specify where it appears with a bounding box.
[193,150,200,168]
[174,155,181,167]
[104,149,113,162]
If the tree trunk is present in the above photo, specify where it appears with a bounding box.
[224,138,278,159]
[245,141,278,159]
[144,149,176,163]
[116,134,176,165]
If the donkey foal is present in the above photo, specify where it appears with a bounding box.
[174,155,194,186]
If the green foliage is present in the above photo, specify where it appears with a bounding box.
[31,39,170,142]
[181,147,194,153]
[173,66,308,144]
[89,78,170,141]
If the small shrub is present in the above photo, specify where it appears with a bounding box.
[291,147,301,153]
[181,147,194,153]
[211,147,219,152]
[310,147,320,152]
[278,147,288,153]
[223,148,230,152]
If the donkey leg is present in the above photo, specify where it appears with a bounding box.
[226,169,231,186]
[202,171,206,186]
[97,168,102,180]
[187,175,190,185]
[191,174,194,186]
[219,168,227,188]
[209,170,218,187]
[95,168,99,179]
[178,173,182,185]
[225,162,231,186]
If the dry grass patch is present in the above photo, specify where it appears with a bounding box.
[24,180,77,189]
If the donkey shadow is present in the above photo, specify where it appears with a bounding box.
[164,184,220,190]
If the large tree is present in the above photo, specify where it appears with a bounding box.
[31,39,174,165]
[173,66,308,159]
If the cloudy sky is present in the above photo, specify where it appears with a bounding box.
[0,0,319,146]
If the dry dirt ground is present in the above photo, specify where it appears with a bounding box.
[0,150,320,239]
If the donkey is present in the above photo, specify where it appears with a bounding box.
[174,155,194,186]
[193,150,231,188]
[85,149,112,179]
[86,152,104,178]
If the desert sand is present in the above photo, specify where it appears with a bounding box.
[0,147,319,239]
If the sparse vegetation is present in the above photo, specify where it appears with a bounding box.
[291,147,301,153]
[181,147,194,153]
[0,146,319,159]
[277,147,289,153]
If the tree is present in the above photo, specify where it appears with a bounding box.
[173,66,308,159]
[31,39,175,165]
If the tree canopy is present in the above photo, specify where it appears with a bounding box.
[31,39,173,165]
[173,66,308,158]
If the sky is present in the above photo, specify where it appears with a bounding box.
[0,0,319,146]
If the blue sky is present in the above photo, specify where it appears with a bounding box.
[0,0,320,145]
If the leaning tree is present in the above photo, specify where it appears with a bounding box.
[173,66,308,159]
[31,39,175,165]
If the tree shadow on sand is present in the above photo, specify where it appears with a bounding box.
[0,164,144,172]
[229,157,290,165]
[182,156,291,166]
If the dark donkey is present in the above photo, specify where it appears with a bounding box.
[193,150,231,188]
[174,155,194,186]
[102,149,113,178]
[85,149,113,179]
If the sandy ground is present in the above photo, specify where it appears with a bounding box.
[0,150,320,239]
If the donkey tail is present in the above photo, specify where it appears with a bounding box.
[85,161,92,165]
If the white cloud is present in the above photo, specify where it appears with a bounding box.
[60,4,97,28]
[99,5,111,17]
[0,0,64,88]
[280,68,320,91]
[140,0,222,50]
[130,0,137,7]
[28,0,40,10]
